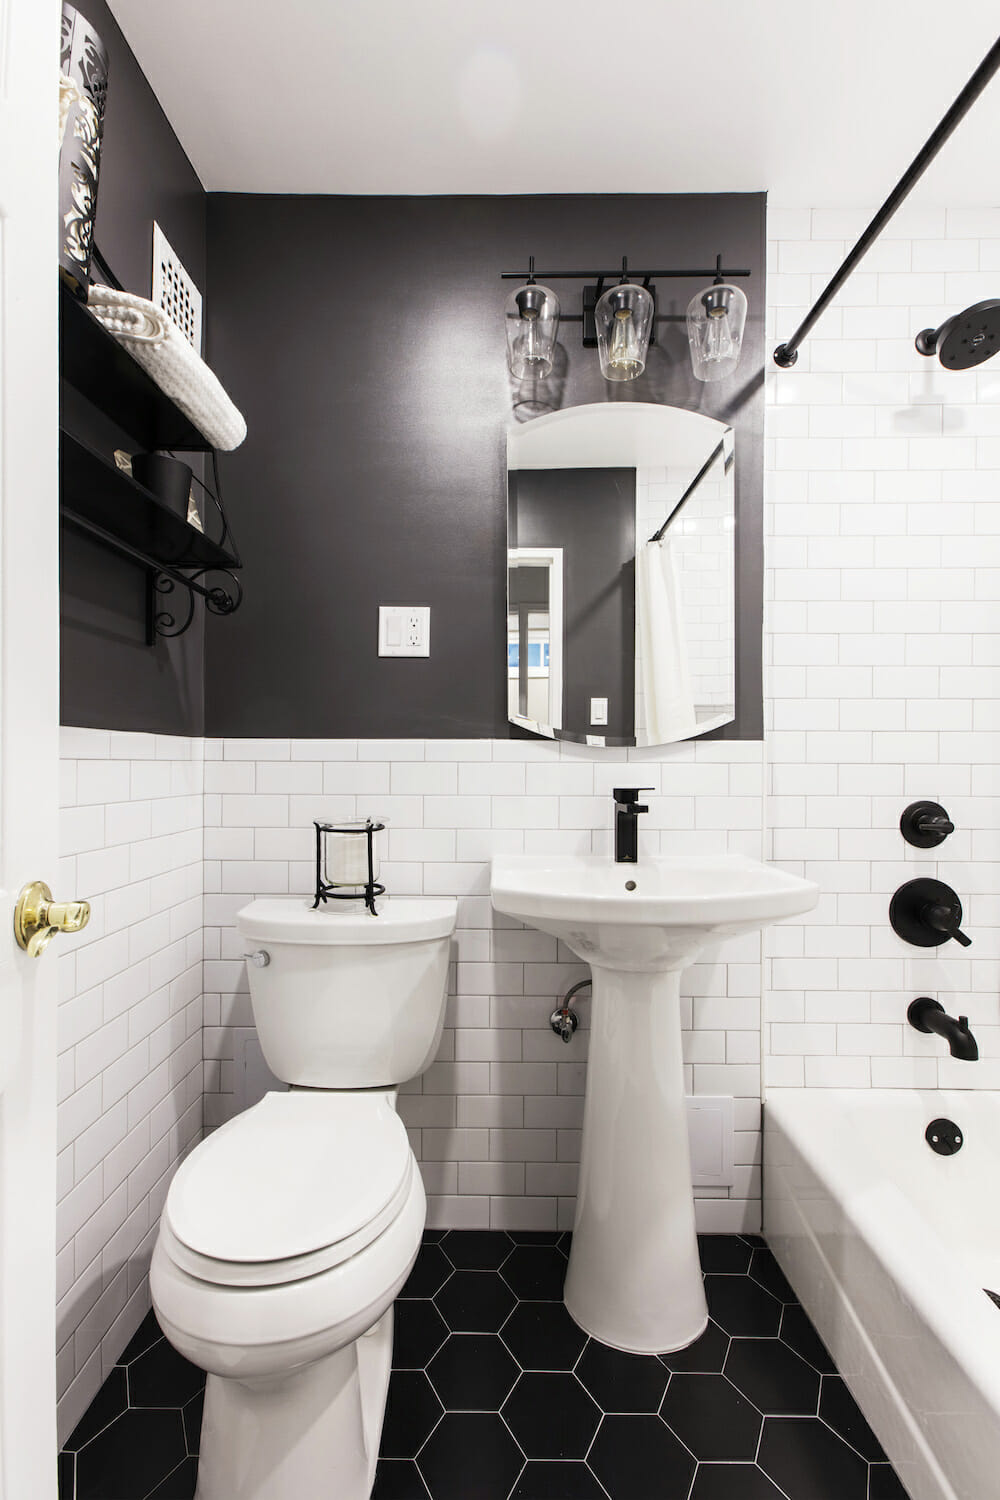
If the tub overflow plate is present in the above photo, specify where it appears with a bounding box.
[925,1117,963,1156]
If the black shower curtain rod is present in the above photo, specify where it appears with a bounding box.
[773,34,1000,369]
[649,432,733,543]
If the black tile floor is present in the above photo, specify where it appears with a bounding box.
[59,1232,910,1500]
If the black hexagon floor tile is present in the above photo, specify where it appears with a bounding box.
[758,1415,870,1500]
[749,1246,797,1303]
[576,1340,669,1413]
[64,1366,128,1452]
[60,1233,908,1500]
[118,1311,162,1365]
[588,1414,696,1500]
[659,1318,730,1373]
[706,1273,782,1337]
[435,1270,517,1333]
[394,1299,451,1367]
[501,1300,587,1371]
[417,1412,524,1500]
[819,1375,887,1462]
[145,1457,199,1499]
[697,1233,752,1274]
[501,1246,568,1300]
[660,1373,762,1460]
[725,1336,821,1415]
[869,1461,911,1499]
[381,1371,444,1458]
[779,1302,838,1374]
[441,1230,514,1271]
[74,1410,187,1500]
[690,1462,788,1499]
[502,1373,600,1460]
[181,1389,203,1457]
[128,1339,204,1409]
[402,1242,454,1297]
[373,1458,431,1498]
[428,1334,520,1411]
[508,1459,607,1498]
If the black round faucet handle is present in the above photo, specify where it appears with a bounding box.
[889,878,972,947]
[900,800,954,849]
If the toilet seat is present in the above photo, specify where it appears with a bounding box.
[162,1091,412,1288]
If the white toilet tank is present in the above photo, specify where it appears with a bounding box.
[236,897,457,1088]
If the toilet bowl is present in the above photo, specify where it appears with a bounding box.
[149,896,457,1500]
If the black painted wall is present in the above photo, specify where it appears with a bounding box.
[204,193,764,739]
[510,468,636,739]
[59,0,207,734]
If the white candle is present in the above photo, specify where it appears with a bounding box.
[324,822,381,887]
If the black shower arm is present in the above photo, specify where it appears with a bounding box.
[773,34,1000,369]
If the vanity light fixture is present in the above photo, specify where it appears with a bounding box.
[505,257,560,380]
[594,263,654,382]
[501,255,751,386]
[686,256,748,382]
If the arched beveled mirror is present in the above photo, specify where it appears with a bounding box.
[507,402,735,748]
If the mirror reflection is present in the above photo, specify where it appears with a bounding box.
[507,403,735,747]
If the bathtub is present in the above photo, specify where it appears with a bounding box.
[764,1089,1000,1500]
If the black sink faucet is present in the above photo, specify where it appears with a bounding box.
[612,788,652,864]
[907,997,979,1061]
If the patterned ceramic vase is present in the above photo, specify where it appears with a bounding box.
[58,3,109,298]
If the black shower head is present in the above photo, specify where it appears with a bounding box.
[915,299,1000,369]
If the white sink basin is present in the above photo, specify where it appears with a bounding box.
[490,851,819,1355]
[492,853,818,970]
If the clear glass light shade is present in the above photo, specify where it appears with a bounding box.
[505,283,560,380]
[686,282,748,382]
[595,282,654,382]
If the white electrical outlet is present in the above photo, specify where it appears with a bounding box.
[379,605,430,657]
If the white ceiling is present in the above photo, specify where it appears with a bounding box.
[109,0,1000,206]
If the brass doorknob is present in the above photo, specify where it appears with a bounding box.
[14,880,90,958]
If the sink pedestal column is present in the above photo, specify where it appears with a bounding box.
[563,964,707,1353]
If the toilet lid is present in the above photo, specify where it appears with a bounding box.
[165,1092,411,1266]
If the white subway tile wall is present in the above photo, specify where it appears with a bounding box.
[202,736,766,1236]
[763,206,1000,1089]
[57,728,203,1445]
[55,202,1000,1444]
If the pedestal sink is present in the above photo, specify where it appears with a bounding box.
[490,853,819,1354]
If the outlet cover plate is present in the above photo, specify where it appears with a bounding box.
[379,605,430,657]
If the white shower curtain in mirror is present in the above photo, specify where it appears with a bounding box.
[637,537,697,743]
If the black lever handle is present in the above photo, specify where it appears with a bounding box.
[900,800,955,849]
[923,902,972,947]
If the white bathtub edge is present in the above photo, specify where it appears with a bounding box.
[764,1101,958,1500]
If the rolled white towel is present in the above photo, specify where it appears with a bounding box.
[87,284,247,451]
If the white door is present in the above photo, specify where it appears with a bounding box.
[0,0,62,1495]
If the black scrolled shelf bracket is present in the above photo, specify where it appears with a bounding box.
[153,568,244,639]
[773,34,1000,368]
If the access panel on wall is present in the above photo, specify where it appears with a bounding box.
[507,403,735,747]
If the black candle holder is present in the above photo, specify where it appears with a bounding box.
[313,819,386,916]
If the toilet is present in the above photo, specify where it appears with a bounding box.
[150,895,458,1500]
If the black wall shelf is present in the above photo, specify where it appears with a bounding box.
[59,279,243,642]
[60,281,211,452]
[60,432,237,571]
